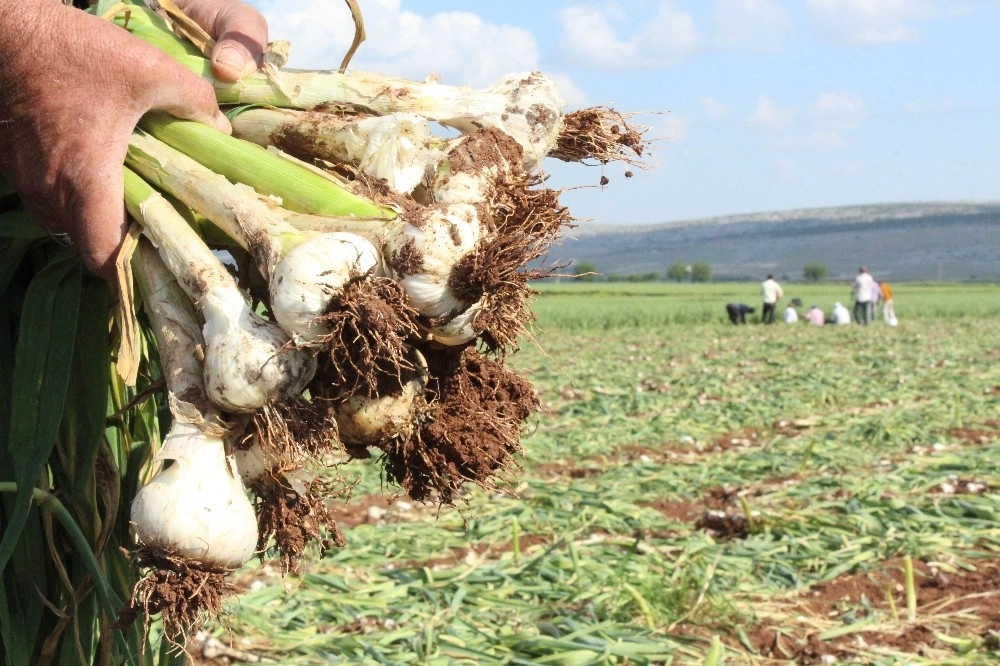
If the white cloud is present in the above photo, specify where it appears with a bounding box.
[702,97,730,121]
[813,91,865,130]
[709,0,794,51]
[806,0,936,44]
[660,112,687,142]
[255,0,542,88]
[750,95,793,130]
[547,73,587,109]
[556,2,699,69]
[806,130,847,149]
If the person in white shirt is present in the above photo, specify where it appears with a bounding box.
[852,266,875,325]
[783,304,798,324]
[760,274,783,324]
[832,302,851,325]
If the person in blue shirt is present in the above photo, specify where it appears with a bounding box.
[726,302,756,325]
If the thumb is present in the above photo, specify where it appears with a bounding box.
[205,4,269,82]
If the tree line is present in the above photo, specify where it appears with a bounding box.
[570,261,830,283]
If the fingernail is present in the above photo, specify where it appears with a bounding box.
[215,45,248,74]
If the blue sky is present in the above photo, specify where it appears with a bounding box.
[249,0,1000,228]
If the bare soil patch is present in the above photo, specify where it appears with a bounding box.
[949,420,1000,446]
[746,557,1000,663]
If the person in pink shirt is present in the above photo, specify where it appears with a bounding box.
[805,304,825,326]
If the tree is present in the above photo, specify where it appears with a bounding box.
[690,261,713,283]
[666,261,688,282]
[573,261,599,282]
[803,262,828,282]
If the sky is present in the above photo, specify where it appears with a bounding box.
[248,0,1000,228]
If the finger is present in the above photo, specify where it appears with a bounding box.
[175,0,268,82]
[210,4,268,82]
[140,50,232,134]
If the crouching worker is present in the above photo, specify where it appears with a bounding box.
[726,302,755,325]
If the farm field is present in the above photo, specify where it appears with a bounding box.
[192,282,1000,665]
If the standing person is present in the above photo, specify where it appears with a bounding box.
[760,274,783,324]
[0,0,269,279]
[805,304,825,326]
[869,279,883,323]
[852,266,874,325]
[880,281,898,325]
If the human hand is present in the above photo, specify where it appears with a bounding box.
[0,0,267,279]
[174,0,268,83]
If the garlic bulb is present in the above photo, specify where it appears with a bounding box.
[473,72,566,171]
[232,441,273,484]
[232,438,312,485]
[201,285,317,412]
[385,204,481,319]
[336,377,424,445]
[426,299,482,346]
[131,423,258,569]
[270,233,383,345]
[336,349,428,445]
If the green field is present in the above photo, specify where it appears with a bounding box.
[194,282,1000,665]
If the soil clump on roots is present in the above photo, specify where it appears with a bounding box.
[116,550,239,644]
[251,473,349,574]
[378,346,538,503]
[315,274,419,398]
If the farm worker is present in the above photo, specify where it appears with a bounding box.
[725,302,755,325]
[0,0,269,280]
[805,305,825,326]
[869,279,883,323]
[783,304,798,324]
[852,266,875,325]
[832,302,851,325]
[759,274,783,324]
[880,281,897,325]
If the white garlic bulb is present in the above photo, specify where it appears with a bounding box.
[269,232,383,345]
[336,374,425,445]
[130,423,258,569]
[386,204,481,319]
[426,299,482,346]
[201,285,317,412]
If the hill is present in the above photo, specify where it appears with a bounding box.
[547,201,1000,282]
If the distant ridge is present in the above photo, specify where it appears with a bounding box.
[550,201,1000,282]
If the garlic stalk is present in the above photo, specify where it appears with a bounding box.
[124,167,316,412]
[131,238,226,431]
[167,58,568,171]
[126,129,394,348]
[227,105,650,199]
